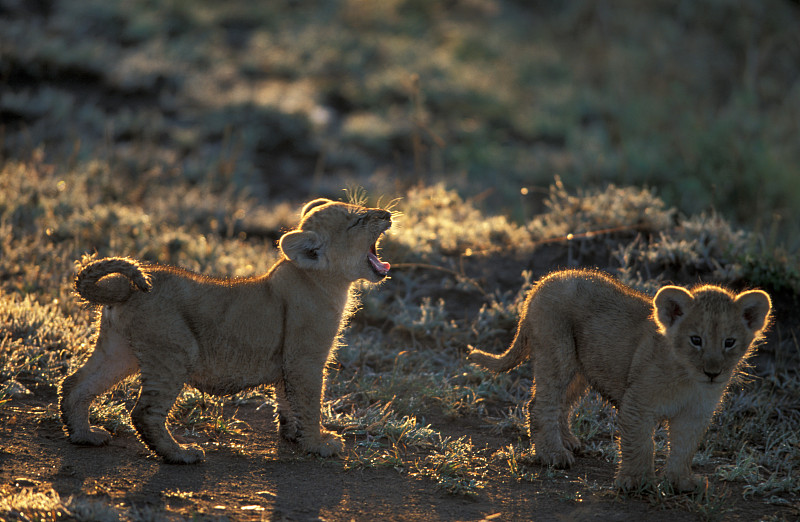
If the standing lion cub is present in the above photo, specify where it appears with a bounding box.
[469,269,771,491]
[59,198,392,463]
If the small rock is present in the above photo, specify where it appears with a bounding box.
[6,380,32,398]
[14,477,39,488]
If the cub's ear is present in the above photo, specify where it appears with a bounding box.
[279,230,328,270]
[735,290,772,333]
[654,286,694,330]
[301,198,332,217]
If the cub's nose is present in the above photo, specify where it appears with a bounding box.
[704,370,721,381]
[375,209,392,221]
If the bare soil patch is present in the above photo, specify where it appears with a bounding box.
[1,390,794,521]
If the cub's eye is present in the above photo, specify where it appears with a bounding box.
[724,338,736,349]
[690,335,703,348]
[347,215,366,230]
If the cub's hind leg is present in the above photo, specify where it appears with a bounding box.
[130,334,204,464]
[131,374,204,464]
[59,313,139,446]
[528,333,580,468]
[559,374,588,453]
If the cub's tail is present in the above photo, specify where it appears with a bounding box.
[468,322,531,373]
[74,256,152,305]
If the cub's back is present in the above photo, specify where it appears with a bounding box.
[527,270,656,402]
[109,265,280,348]
[530,270,652,327]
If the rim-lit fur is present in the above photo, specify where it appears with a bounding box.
[59,198,391,463]
[469,269,771,491]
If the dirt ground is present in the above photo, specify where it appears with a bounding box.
[1,389,795,522]
[2,1,799,519]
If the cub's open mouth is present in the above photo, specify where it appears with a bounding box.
[367,232,391,277]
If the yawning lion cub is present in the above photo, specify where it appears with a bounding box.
[469,269,771,491]
[59,198,392,463]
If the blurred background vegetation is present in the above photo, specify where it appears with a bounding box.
[2,0,799,246]
[2,2,800,514]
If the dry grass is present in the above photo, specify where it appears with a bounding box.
[1,1,799,519]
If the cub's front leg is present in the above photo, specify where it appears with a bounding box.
[664,409,714,492]
[275,379,300,442]
[282,353,343,457]
[614,402,657,490]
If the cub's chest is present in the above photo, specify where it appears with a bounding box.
[650,380,725,420]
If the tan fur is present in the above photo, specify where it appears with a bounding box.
[469,269,771,491]
[59,199,392,463]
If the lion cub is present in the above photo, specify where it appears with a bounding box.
[469,269,771,491]
[59,198,392,463]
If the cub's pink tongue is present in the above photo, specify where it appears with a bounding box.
[368,252,390,274]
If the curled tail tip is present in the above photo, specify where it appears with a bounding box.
[73,255,152,302]
[135,281,152,293]
[135,273,153,292]
[466,346,489,366]
[468,345,527,374]
[465,347,491,367]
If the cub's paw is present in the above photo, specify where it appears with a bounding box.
[561,433,582,453]
[301,430,344,457]
[614,472,657,492]
[536,447,575,468]
[69,427,112,446]
[278,416,301,442]
[163,445,205,465]
[666,472,707,492]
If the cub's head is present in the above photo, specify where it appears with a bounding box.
[654,284,772,384]
[279,198,392,283]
